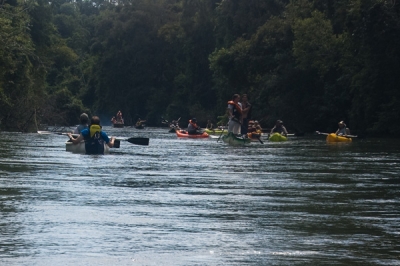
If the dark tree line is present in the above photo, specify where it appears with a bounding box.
[1,0,399,136]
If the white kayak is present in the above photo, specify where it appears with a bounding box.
[65,141,110,154]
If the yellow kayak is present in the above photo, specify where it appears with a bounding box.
[326,133,352,142]
[204,128,228,135]
[269,133,287,142]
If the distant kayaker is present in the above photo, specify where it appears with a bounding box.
[240,94,252,137]
[336,121,351,136]
[136,118,146,127]
[227,94,242,135]
[187,118,201,134]
[68,116,115,155]
[270,120,288,137]
[116,111,123,123]
[73,113,89,134]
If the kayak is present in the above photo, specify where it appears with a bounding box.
[269,133,287,142]
[204,128,228,135]
[326,133,352,142]
[222,132,251,145]
[176,130,209,138]
[65,141,110,154]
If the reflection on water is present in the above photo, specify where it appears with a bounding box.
[0,128,399,265]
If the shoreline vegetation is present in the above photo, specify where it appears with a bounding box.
[1,0,399,137]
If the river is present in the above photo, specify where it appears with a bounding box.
[0,127,399,265]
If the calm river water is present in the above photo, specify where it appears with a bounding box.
[0,127,399,265]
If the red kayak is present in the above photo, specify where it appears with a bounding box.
[176,130,209,138]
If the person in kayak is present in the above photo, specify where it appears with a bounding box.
[227,94,242,135]
[73,113,89,134]
[335,121,351,136]
[67,116,116,155]
[270,120,288,136]
[187,118,201,134]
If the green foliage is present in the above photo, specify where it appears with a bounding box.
[1,0,400,136]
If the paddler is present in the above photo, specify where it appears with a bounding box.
[227,94,242,135]
[68,116,115,155]
[270,120,288,137]
[335,121,351,136]
[187,118,201,135]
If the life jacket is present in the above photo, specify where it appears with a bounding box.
[83,124,105,154]
[228,101,242,119]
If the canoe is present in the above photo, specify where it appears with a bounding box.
[135,124,144,129]
[269,133,287,142]
[221,132,251,145]
[176,130,209,138]
[326,133,352,142]
[65,141,110,154]
[204,128,228,135]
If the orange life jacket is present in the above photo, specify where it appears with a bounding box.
[227,101,242,115]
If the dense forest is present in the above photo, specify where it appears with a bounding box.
[1,0,399,136]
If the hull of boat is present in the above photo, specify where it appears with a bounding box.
[222,132,251,145]
[326,133,352,142]
[204,128,228,135]
[65,141,110,154]
[176,130,209,138]
[269,133,287,142]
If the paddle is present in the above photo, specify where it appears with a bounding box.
[113,137,149,148]
[316,131,357,138]
[64,133,149,147]
[217,124,228,142]
[256,135,264,144]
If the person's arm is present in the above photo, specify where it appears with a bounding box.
[67,133,84,144]
[346,128,351,135]
[270,126,275,134]
[335,129,340,135]
[107,137,115,148]
[282,126,288,136]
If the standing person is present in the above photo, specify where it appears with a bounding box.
[270,120,288,136]
[73,113,89,134]
[335,121,351,136]
[227,94,242,135]
[67,116,115,155]
[240,94,252,137]
[187,118,201,134]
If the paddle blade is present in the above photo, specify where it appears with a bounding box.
[113,139,120,148]
[127,137,149,146]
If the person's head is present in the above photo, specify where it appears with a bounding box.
[232,94,240,103]
[276,120,283,126]
[338,121,346,128]
[192,118,197,123]
[80,113,89,124]
[91,116,101,125]
[241,94,248,102]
